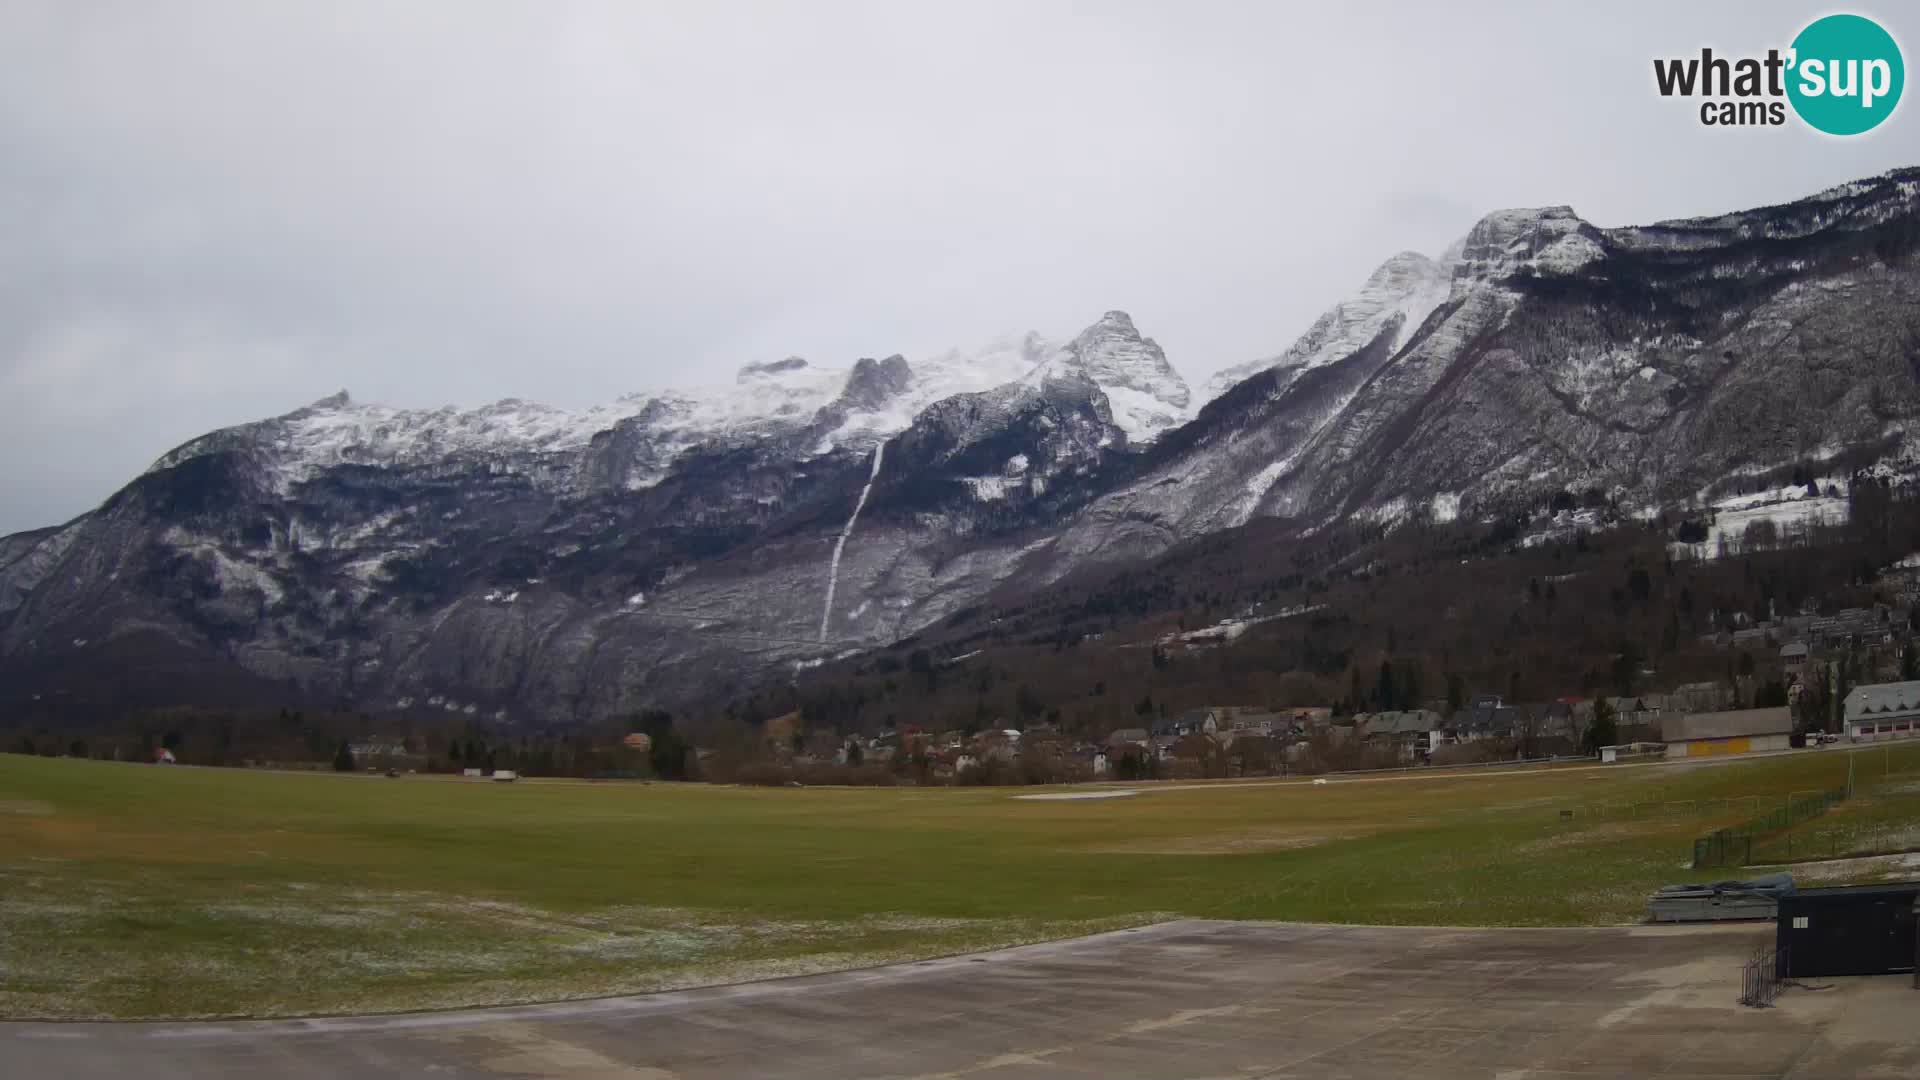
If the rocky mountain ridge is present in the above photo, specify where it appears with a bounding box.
[4,168,1918,720]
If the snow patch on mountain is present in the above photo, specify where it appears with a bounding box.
[1032,311,1191,442]
[1670,487,1850,561]
[820,337,1044,450]
[1202,251,1453,402]
[1453,206,1599,282]
[962,475,1016,501]
[149,311,1194,493]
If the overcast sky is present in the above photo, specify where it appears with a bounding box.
[1,2,1914,534]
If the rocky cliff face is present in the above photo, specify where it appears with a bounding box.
[4,169,1918,719]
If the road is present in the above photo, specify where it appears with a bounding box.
[6,920,1914,1078]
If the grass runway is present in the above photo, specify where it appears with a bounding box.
[2,747,1913,1018]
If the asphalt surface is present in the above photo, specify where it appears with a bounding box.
[7,919,1916,1078]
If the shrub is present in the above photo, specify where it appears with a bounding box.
[734,762,797,786]
[955,757,1019,786]
[792,763,898,787]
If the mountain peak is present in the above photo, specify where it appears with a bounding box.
[309,390,352,411]
[1366,251,1443,291]
[1051,311,1191,440]
[832,354,915,414]
[737,357,810,383]
[1201,247,1455,403]
[1453,205,1601,279]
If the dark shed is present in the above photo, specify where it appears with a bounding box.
[1775,883,1920,978]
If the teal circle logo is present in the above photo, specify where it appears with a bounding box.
[1787,14,1904,135]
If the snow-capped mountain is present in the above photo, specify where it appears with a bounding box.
[4,168,1918,720]
[1201,250,1453,402]
[144,312,1194,505]
[1028,169,1920,576]
[1040,311,1191,441]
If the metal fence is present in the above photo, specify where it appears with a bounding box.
[1692,786,1850,868]
[1740,944,1789,1008]
[1749,819,1920,865]
[1578,795,1776,822]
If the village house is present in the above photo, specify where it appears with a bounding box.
[1594,697,1666,742]
[1780,641,1810,682]
[1070,743,1110,776]
[1669,681,1732,714]
[1356,710,1445,761]
[1808,605,1895,649]
[1018,730,1071,762]
[972,729,1021,763]
[1531,701,1579,748]
[1224,709,1285,736]
[1164,709,1219,736]
[1450,701,1517,742]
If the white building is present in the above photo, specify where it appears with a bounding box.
[1843,681,1920,742]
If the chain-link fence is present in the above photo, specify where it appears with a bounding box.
[1692,786,1850,868]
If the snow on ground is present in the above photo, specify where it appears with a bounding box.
[1012,790,1141,801]
[1670,484,1850,560]
[1231,458,1293,523]
[1358,496,1409,527]
[1710,479,1847,513]
[159,528,287,605]
[824,334,1046,449]
[1517,508,1608,549]
[1531,231,1605,274]
[1785,851,1920,885]
[1158,603,1326,647]
[962,476,1015,501]
[1097,383,1191,445]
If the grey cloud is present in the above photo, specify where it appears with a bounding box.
[1,0,1914,533]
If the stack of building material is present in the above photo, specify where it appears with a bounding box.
[1647,873,1794,922]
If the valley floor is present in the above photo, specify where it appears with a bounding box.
[1,747,1916,1019]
